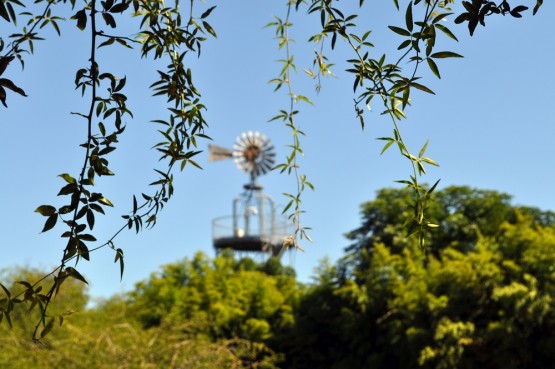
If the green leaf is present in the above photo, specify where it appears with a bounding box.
[432,12,452,24]
[419,140,429,158]
[405,2,413,32]
[98,197,114,207]
[282,199,294,214]
[102,12,116,28]
[98,37,115,48]
[40,318,55,338]
[430,51,463,59]
[426,179,441,197]
[65,267,88,284]
[388,25,411,36]
[42,214,58,233]
[402,86,410,109]
[381,140,395,155]
[35,205,56,216]
[0,56,15,77]
[0,0,10,22]
[397,39,411,50]
[89,203,106,214]
[4,311,12,328]
[114,248,124,281]
[435,24,458,41]
[533,0,543,15]
[0,282,10,299]
[296,95,314,105]
[412,82,435,94]
[110,2,129,13]
[0,78,26,97]
[422,157,439,166]
[79,234,97,242]
[58,173,76,184]
[202,21,217,37]
[201,5,216,19]
[86,209,95,230]
[72,9,87,30]
[0,86,6,107]
[58,183,77,196]
[427,58,441,78]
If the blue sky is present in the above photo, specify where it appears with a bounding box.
[1,0,553,301]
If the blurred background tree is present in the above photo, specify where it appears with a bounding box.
[2,185,554,368]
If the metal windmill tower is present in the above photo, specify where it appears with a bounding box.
[209,131,289,258]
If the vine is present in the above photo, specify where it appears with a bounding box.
[0,0,216,341]
[267,0,315,250]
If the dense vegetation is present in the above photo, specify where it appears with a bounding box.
[2,185,554,368]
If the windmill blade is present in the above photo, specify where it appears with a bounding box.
[208,144,233,162]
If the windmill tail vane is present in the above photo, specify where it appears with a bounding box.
[208,144,233,162]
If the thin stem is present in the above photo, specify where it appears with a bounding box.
[32,0,98,341]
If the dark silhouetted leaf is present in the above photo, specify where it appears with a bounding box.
[430,51,463,58]
[114,248,124,280]
[0,78,26,97]
[42,214,58,232]
[0,0,10,22]
[72,9,87,30]
[0,86,5,107]
[388,25,411,36]
[427,58,440,78]
[86,209,95,230]
[534,0,543,15]
[102,12,116,28]
[40,318,55,338]
[0,56,14,76]
[201,6,216,19]
[405,2,413,32]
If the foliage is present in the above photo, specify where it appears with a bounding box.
[0,0,544,341]
[277,186,555,369]
[0,256,292,368]
[129,252,298,344]
[344,185,553,259]
[1,186,554,368]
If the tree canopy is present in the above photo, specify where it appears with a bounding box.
[2,185,555,368]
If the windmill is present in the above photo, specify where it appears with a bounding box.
[209,131,289,258]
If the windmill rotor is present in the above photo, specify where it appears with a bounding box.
[209,131,276,182]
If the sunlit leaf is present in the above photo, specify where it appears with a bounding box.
[35,205,56,216]
[98,197,114,207]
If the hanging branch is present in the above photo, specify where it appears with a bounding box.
[268,0,314,251]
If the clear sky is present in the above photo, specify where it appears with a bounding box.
[1,1,553,301]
